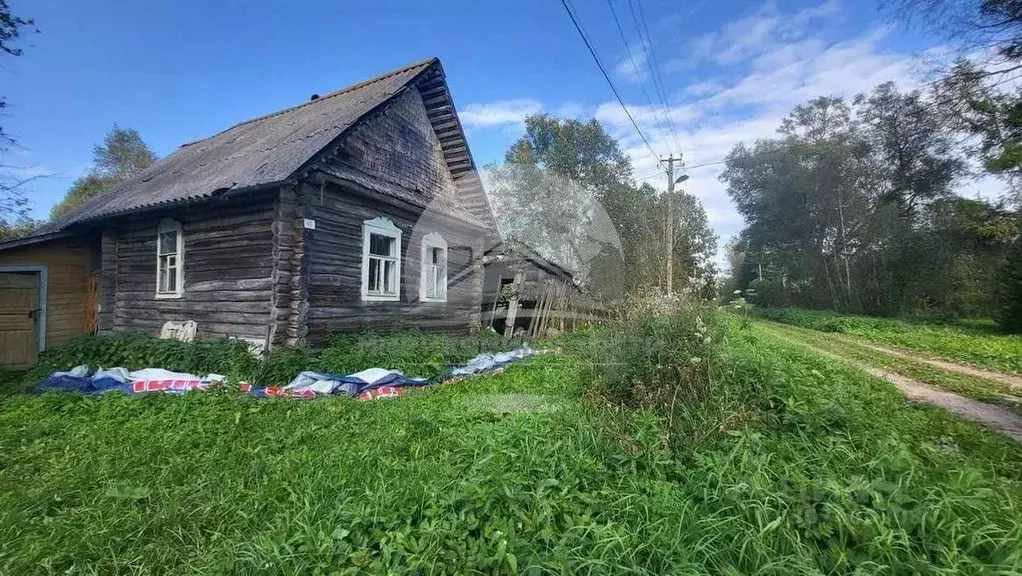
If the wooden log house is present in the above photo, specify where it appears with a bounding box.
[0,58,498,366]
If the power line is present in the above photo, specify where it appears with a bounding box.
[638,159,726,182]
[637,169,668,182]
[605,0,673,150]
[558,0,663,166]
[687,159,726,170]
[605,1,657,110]
[629,0,682,154]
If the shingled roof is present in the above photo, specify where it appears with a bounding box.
[34,57,495,235]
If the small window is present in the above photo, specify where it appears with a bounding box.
[156,219,184,298]
[361,217,402,301]
[420,232,448,302]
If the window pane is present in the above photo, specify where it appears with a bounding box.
[431,247,441,264]
[368,258,380,292]
[424,265,437,297]
[159,231,177,254]
[166,266,177,292]
[370,233,394,257]
[383,260,395,293]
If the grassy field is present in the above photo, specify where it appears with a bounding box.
[754,308,1022,374]
[1,323,1022,573]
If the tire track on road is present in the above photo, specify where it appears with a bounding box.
[760,324,1022,442]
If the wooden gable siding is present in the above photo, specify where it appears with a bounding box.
[0,238,92,349]
[105,193,277,341]
[338,87,459,206]
[298,181,482,342]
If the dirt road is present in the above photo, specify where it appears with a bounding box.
[761,324,1022,442]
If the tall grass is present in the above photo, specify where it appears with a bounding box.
[0,318,1021,572]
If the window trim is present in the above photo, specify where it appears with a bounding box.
[419,231,448,303]
[155,218,184,299]
[361,216,402,302]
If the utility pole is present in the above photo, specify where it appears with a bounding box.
[662,154,688,294]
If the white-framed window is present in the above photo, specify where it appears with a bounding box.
[420,231,448,302]
[361,216,402,301]
[156,218,184,298]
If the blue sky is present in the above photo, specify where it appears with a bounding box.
[2,0,990,265]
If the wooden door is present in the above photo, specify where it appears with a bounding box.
[0,273,40,367]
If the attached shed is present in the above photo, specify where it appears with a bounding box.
[0,233,96,367]
[482,240,581,337]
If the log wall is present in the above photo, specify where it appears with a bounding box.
[299,180,483,342]
[103,193,277,342]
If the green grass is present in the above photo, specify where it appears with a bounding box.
[1,324,1021,573]
[754,307,1022,374]
[761,320,1022,412]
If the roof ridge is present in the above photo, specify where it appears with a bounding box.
[183,56,438,148]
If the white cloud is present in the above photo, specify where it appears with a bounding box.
[683,80,726,98]
[593,101,700,134]
[674,0,842,69]
[793,0,840,26]
[614,42,650,84]
[554,101,593,119]
[459,99,543,129]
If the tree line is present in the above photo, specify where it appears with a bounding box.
[723,0,1022,332]
[0,126,157,240]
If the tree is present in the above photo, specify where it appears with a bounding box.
[92,126,157,180]
[995,235,1022,332]
[488,114,717,300]
[724,97,873,310]
[0,1,37,229]
[721,84,1001,317]
[890,0,1022,62]
[50,126,156,219]
[890,0,1022,201]
[50,173,119,219]
[855,82,964,218]
[0,0,35,149]
[0,216,37,241]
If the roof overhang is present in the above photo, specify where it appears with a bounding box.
[0,231,76,253]
[484,239,578,285]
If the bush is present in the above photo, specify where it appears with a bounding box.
[994,237,1022,333]
[583,303,724,411]
[34,333,260,377]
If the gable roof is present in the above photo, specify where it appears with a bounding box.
[33,57,495,236]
